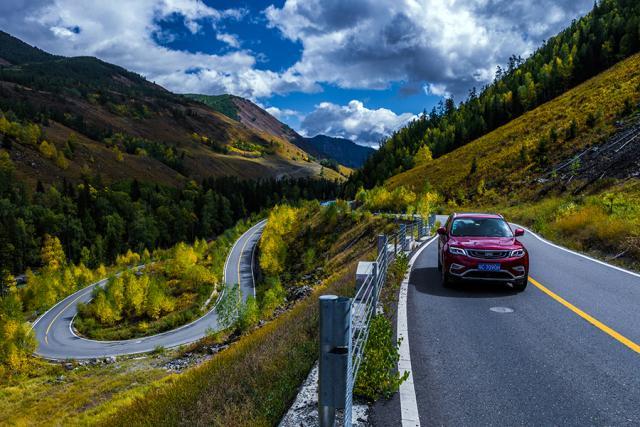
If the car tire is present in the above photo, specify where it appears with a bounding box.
[513,277,528,292]
[441,266,453,288]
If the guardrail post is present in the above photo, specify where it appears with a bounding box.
[371,262,379,312]
[319,295,352,427]
[394,234,398,255]
[377,234,386,257]
[400,223,408,251]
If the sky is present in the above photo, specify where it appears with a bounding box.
[0,0,594,147]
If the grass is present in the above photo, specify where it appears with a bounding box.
[498,179,640,270]
[387,53,640,202]
[102,210,387,426]
[0,356,173,426]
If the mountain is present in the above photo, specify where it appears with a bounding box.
[294,135,374,169]
[386,52,640,200]
[0,30,59,65]
[185,93,374,168]
[383,51,640,268]
[0,31,342,188]
[348,0,640,191]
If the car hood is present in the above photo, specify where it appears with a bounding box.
[450,236,521,250]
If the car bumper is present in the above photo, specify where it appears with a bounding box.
[445,254,528,281]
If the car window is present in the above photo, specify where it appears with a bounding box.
[450,218,513,237]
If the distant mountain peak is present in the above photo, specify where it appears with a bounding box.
[185,93,374,168]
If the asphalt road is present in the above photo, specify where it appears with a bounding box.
[374,217,640,426]
[32,220,266,360]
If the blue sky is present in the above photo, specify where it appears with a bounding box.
[0,0,593,146]
[150,0,438,134]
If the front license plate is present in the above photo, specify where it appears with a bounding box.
[478,263,501,272]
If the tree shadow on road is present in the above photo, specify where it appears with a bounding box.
[410,267,519,298]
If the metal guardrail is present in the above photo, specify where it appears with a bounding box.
[319,215,433,426]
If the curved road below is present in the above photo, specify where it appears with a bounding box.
[32,220,266,360]
[373,216,640,426]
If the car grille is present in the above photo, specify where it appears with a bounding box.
[465,271,513,280]
[467,249,510,259]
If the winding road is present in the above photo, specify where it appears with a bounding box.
[373,215,640,426]
[32,220,266,360]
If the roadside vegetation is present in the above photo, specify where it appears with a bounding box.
[75,219,253,340]
[355,253,410,401]
[498,180,640,270]
[355,184,440,217]
[102,202,392,426]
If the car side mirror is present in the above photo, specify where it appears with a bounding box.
[514,228,525,237]
[437,226,447,236]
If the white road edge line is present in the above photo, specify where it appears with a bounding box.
[513,223,640,279]
[398,235,437,427]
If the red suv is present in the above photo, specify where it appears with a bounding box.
[437,213,529,291]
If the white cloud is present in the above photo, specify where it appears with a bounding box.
[265,106,300,120]
[0,0,309,99]
[423,83,450,98]
[216,32,240,49]
[300,100,415,147]
[0,0,594,102]
[49,25,77,40]
[265,0,594,99]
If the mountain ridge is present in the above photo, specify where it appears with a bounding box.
[185,93,374,168]
[0,31,343,187]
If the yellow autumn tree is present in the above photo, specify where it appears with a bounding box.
[414,144,433,165]
[93,292,118,325]
[55,151,69,169]
[41,234,66,270]
[124,273,148,317]
[259,205,299,278]
[39,140,57,159]
[415,191,440,218]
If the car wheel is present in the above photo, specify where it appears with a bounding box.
[441,265,453,288]
[513,277,528,292]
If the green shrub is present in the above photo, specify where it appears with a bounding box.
[238,296,260,333]
[354,315,408,401]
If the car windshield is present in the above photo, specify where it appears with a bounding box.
[450,218,513,237]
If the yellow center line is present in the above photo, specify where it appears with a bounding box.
[529,276,640,354]
[44,289,92,345]
[237,227,257,288]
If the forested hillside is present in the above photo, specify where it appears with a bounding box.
[0,31,341,187]
[0,152,339,278]
[347,0,640,192]
[383,51,640,270]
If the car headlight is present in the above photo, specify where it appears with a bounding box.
[510,249,525,257]
[449,246,467,256]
